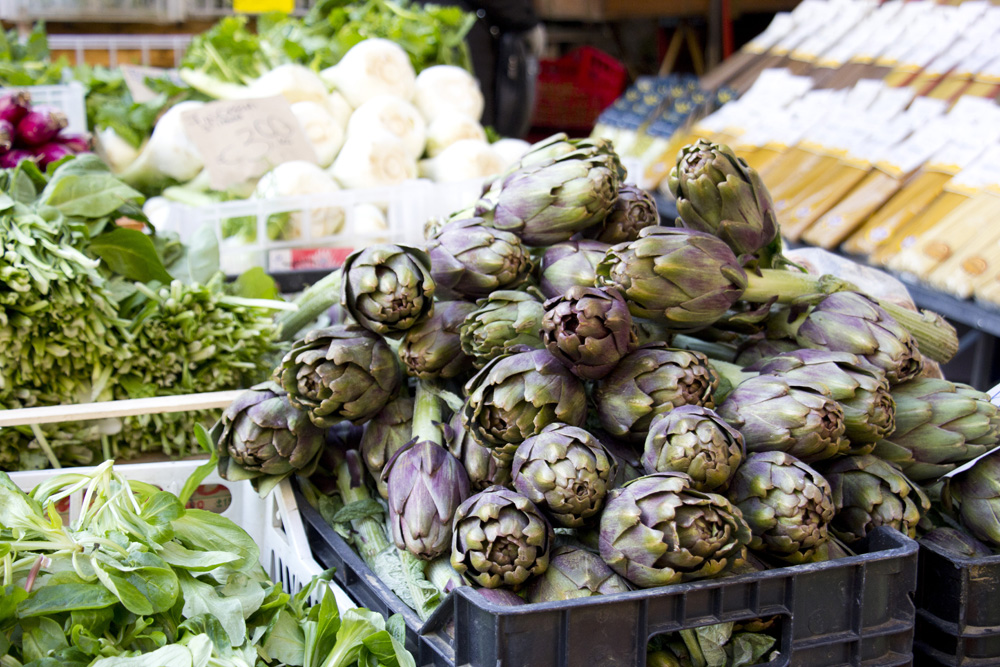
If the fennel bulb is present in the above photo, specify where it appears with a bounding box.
[326,91,353,129]
[352,203,390,241]
[119,101,205,193]
[346,95,426,160]
[95,127,140,173]
[292,101,345,168]
[254,160,345,240]
[248,64,330,105]
[418,139,505,183]
[413,65,484,122]
[321,38,416,108]
[425,111,486,157]
[330,131,417,189]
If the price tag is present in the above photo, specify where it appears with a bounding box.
[181,96,317,191]
[121,65,184,104]
[233,0,294,13]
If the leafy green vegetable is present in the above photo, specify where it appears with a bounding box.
[0,23,66,86]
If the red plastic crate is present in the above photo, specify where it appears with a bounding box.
[533,46,628,130]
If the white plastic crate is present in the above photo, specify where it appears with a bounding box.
[48,34,194,68]
[9,82,88,135]
[5,0,183,21]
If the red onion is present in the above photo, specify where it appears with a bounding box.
[0,91,31,126]
[0,149,35,168]
[33,142,73,168]
[56,132,93,153]
[16,106,68,147]
[0,120,13,153]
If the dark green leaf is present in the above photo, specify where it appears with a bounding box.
[168,225,220,285]
[41,158,144,218]
[331,499,384,524]
[70,607,115,637]
[0,472,43,527]
[159,541,241,572]
[177,613,232,654]
[20,616,70,663]
[171,510,259,572]
[178,435,218,505]
[231,267,280,300]
[89,228,173,283]
[17,582,118,617]
[262,609,305,666]
[0,585,29,622]
[177,571,246,648]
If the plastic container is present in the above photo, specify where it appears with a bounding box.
[4,0,183,22]
[47,34,193,68]
[8,82,88,135]
[296,483,919,667]
[10,459,355,611]
[533,46,628,130]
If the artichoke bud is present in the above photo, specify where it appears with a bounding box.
[386,439,471,560]
[942,449,1000,549]
[359,396,414,499]
[460,290,546,368]
[584,183,660,245]
[451,486,555,588]
[511,423,618,528]
[641,405,744,492]
[426,217,534,299]
[599,472,751,588]
[444,410,511,490]
[340,244,436,338]
[727,451,835,564]
[537,239,610,300]
[542,286,637,381]
[733,336,801,368]
[399,300,477,380]
[526,545,631,602]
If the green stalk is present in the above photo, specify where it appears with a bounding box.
[672,334,738,362]
[276,270,342,341]
[411,381,443,446]
[878,301,959,363]
[708,359,754,388]
[425,555,465,595]
[334,452,393,563]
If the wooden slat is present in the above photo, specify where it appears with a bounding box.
[0,390,242,428]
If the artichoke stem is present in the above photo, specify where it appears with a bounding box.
[425,555,466,594]
[708,359,754,387]
[876,301,958,364]
[740,269,834,304]
[276,270,342,341]
[412,381,444,446]
[672,334,738,362]
[335,451,393,562]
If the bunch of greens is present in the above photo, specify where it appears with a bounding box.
[646,623,778,667]
[0,23,65,86]
[0,455,414,667]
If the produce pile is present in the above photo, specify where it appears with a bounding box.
[0,91,91,169]
[0,460,415,667]
[209,132,1000,627]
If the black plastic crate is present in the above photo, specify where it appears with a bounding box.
[295,484,918,667]
[913,539,1000,666]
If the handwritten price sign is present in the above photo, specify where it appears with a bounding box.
[181,96,317,190]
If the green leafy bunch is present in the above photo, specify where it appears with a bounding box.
[0,22,65,86]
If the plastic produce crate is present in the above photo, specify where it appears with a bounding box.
[533,46,628,131]
[48,34,193,68]
[4,0,184,22]
[5,82,88,135]
[295,481,919,667]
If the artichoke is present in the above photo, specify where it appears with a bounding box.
[599,472,751,587]
[818,454,929,544]
[340,244,435,337]
[733,336,800,368]
[667,139,779,265]
[874,378,1000,482]
[463,348,588,450]
[399,300,477,380]
[726,451,835,564]
[717,374,848,463]
[386,440,471,560]
[594,344,720,443]
[274,324,401,427]
[943,450,1000,549]
[444,410,511,490]
[459,290,545,367]
[359,396,414,498]
[537,240,610,300]
[451,486,554,588]
[748,349,895,448]
[641,405,744,492]
[526,546,631,602]
[511,423,617,528]
[768,291,923,385]
[477,135,625,245]
[541,286,637,381]
[595,226,747,332]
[584,183,660,245]
[503,132,619,173]
[215,382,325,489]
[426,217,533,299]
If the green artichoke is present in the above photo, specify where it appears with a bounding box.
[641,405,744,492]
[726,451,835,564]
[444,410,511,490]
[340,244,435,337]
[873,378,1000,482]
[274,324,401,427]
[511,423,617,528]
[463,348,588,450]
[920,527,994,558]
[599,472,751,587]
[451,485,554,588]
[541,286,637,381]
[215,382,325,490]
[399,300,477,380]
[768,292,923,385]
[943,450,1000,549]
[503,132,619,173]
[477,135,625,245]
[733,337,800,368]
[818,454,929,544]
[594,344,720,444]
[748,349,895,449]
[360,396,414,499]
[526,546,631,602]
[459,290,545,368]
[426,217,533,299]
[537,240,610,300]
[584,183,660,245]
[668,139,779,266]
[595,227,747,332]
[717,374,848,463]
[386,440,471,560]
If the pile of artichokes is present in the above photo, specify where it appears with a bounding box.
[213,133,1000,611]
